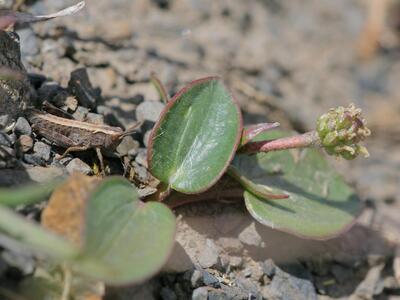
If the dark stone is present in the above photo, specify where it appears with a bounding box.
[0,31,34,125]
[13,117,31,136]
[33,141,51,161]
[23,154,46,166]
[262,259,276,278]
[72,106,89,121]
[68,68,100,110]
[192,287,208,300]
[202,270,220,287]
[0,132,12,147]
[160,287,177,300]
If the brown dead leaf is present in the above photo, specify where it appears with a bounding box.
[41,173,100,248]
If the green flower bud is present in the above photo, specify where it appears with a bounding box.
[317,104,371,160]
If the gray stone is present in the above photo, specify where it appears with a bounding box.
[68,68,99,110]
[136,100,165,122]
[234,277,261,298]
[190,269,203,288]
[217,238,243,254]
[0,31,34,123]
[192,287,208,300]
[86,112,104,125]
[202,270,220,287]
[264,265,317,300]
[238,222,263,247]
[0,114,9,129]
[18,27,40,59]
[23,154,45,166]
[262,259,276,278]
[33,141,51,161]
[160,287,177,300]
[144,130,152,147]
[131,161,150,183]
[135,148,148,167]
[72,106,89,121]
[230,256,243,268]
[17,135,33,153]
[66,158,92,175]
[0,132,12,147]
[198,239,219,268]
[116,136,139,157]
[14,117,31,136]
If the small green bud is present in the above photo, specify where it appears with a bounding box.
[317,104,371,160]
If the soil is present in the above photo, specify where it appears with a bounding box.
[0,0,399,299]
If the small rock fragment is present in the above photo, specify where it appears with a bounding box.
[0,114,9,129]
[230,256,243,268]
[202,270,220,287]
[17,135,33,152]
[72,106,89,121]
[136,101,165,122]
[86,112,104,125]
[238,222,263,247]
[68,68,100,110]
[23,154,45,166]
[262,259,276,278]
[116,136,139,157]
[135,148,148,167]
[0,132,12,147]
[350,263,384,300]
[192,287,208,300]
[190,269,203,288]
[33,141,51,161]
[198,239,220,268]
[66,158,92,175]
[14,117,31,136]
[160,287,177,300]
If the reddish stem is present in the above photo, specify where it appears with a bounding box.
[240,131,320,154]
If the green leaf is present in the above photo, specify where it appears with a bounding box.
[231,131,361,239]
[148,77,242,194]
[0,180,62,207]
[75,177,176,285]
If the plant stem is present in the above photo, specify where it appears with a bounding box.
[239,131,320,154]
[61,264,72,300]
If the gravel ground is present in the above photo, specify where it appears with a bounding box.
[0,0,399,299]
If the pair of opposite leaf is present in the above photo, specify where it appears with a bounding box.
[147,77,370,239]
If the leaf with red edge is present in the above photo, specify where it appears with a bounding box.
[148,77,242,194]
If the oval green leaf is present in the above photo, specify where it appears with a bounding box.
[75,177,176,285]
[148,77,242,194]
[232,131,362,240]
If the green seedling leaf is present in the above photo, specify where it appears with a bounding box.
[148,77,242,194]
[232,131,362,240]
[75,177,176,285]
[42,175,176,285]
[0,180,61,207]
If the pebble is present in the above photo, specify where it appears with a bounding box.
[68,68,99,110]
[13,117,31,136]
[0,132,11,147]
[238,222,263,247]
[131,161,150,183]
[17,135,33,153]
[18,27,39,59]
[143,130,152,147]
[190,269,203,288]
[66,158,92,175]
[64,96,78,112]
[0,114,9,129]
[192,287,208,300]
[135,101,165,122]
[160,287,177,300]
[86,112,104,125]
[202,270,220,287]
[23,154,45,166]
[349,263,384,300]
[116,136,139,157]
[229,256,243,268]
[33,141,51,161]
[198,239,220,269]
[72,106,89,121]
[262,259,276,278]
[135,148,148,167]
